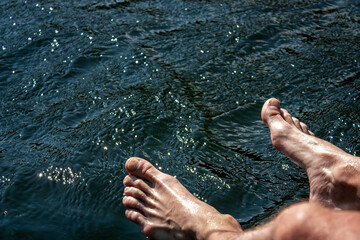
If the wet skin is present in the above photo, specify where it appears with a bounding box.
[123,98,360,240]
[261,98,360,210]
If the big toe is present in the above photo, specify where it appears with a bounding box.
[125,157,162,183]
[261,98,283,125]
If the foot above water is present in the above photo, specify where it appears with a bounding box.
[261,98,360,210]
[123,157,242,240]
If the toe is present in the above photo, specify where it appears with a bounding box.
[123,196,147,214]
[292,117,303,131]
[261,98,283,125]
[125,157,163,183]
[124,186,147,199]
[125,209,147,228]
[123,196,155,219]
[123,175,153,196]
[281,109,294,126]
[124,187,155,207]
[300,122,314,136]
[300,122,310,134]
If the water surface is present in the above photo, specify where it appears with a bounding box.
[1,0,359,239]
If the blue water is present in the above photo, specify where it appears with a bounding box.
[1,0,359,239]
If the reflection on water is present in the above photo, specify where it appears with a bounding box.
[39,166,83,185]
[1,0,359,239]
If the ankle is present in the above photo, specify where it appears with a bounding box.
[331,163,360,209]
[199,214,242,240]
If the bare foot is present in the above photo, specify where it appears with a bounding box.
[123,157,242,240]
[261,98,360,210]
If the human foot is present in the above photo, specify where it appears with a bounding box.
[261,98,360,210]
[123,157,242,240]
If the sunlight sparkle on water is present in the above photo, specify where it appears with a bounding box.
[2,176,11,183]
[39,166,82,185]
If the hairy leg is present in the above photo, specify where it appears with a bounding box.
[261,98,360,210]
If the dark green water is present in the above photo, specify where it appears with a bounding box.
[1,0,359,239]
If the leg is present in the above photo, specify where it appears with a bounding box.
[122,158,360,240]
[274,202,360,240]
[261,98,360,210]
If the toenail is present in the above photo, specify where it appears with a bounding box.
[127,158,140,172]
[269,98,280,107]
